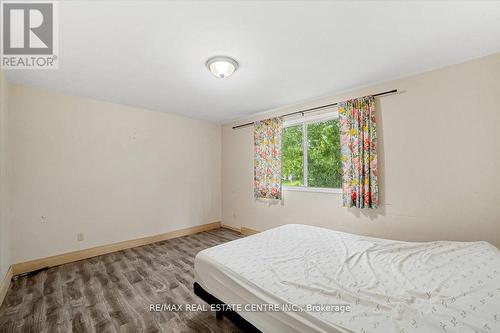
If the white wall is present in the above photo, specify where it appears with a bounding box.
[222,54,500,246]
[6,84,222,263]
[0,71,10,278]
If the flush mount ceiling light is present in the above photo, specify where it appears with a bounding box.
[206,56,238,78]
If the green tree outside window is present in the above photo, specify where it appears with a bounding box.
[282,118,341,189]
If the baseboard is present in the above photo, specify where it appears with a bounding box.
[221,224,259,236]
[0,266,13,307]
[12,221,221,276]
[240,227,259,236]
[221,224,241,233]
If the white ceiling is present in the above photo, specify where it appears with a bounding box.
[5,1,500,123]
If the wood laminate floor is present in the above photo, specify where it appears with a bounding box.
[0,228,244,333]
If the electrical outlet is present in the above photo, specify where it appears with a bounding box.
[77,233,84,242]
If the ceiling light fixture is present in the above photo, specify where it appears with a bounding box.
[206,56,238,78]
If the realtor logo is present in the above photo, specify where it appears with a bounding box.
[1,1,58,69]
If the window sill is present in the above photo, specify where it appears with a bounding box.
[283,186,342,194]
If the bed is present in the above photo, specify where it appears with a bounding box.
[194,224,500,333]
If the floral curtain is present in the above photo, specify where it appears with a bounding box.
[338,96,378,208]
[254,117,283,199]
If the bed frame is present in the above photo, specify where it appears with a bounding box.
[193,282,262,333]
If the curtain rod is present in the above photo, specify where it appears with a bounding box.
[232,89,398,130]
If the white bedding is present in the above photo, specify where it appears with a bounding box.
[194,224,500,333]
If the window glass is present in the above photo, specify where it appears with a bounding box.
[307,119,342,188]
[281,124,304,186]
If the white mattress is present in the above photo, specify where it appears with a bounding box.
[194,224,500,333]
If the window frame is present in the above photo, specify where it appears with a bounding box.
[282,110,342,194]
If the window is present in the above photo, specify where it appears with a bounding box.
[282,112,342,192]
